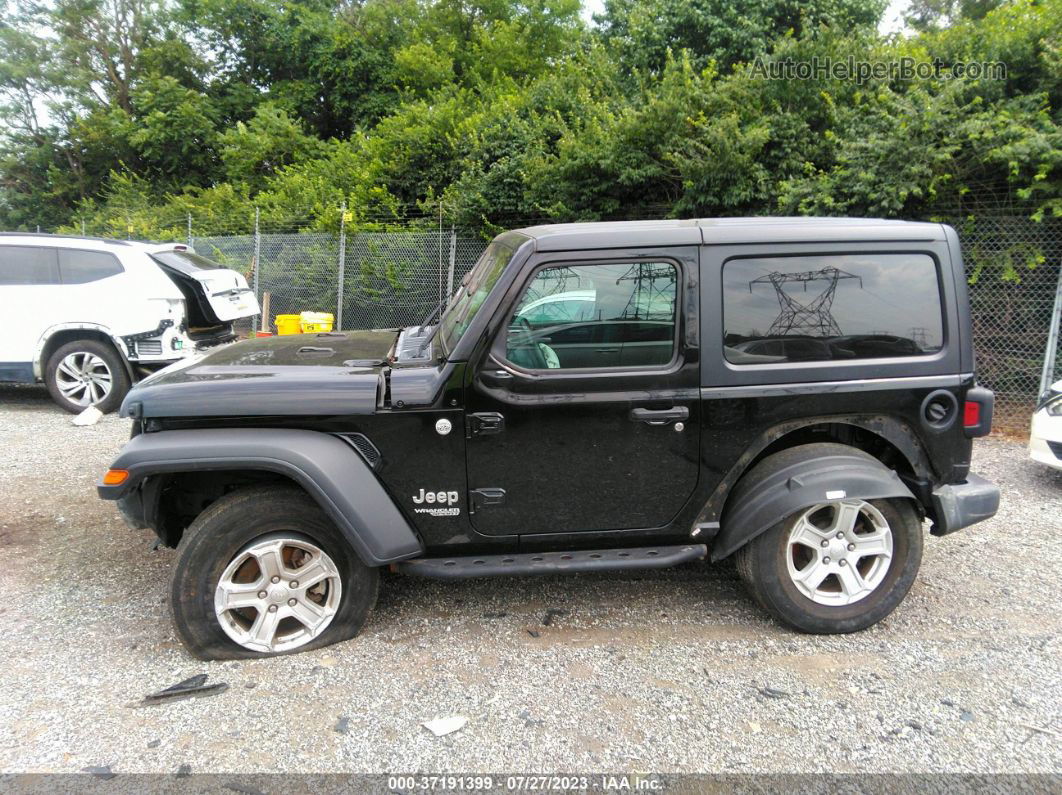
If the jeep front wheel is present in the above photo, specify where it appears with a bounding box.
[736,497,923,634]
[170,486,379,659]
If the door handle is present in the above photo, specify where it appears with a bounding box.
[629,406,689,425]
[469,411,505,436]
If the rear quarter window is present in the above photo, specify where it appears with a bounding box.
[58,249,124,283]
[0,246,60,285]
[723,253,944,364]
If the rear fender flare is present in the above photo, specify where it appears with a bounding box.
[97,428,423,566]
[35,323,133,381]
[692,415,934,531]
[713,443,916,561]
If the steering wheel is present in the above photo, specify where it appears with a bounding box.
[514,315,534,337]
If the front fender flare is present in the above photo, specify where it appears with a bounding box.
[97,428,423,566]
[713,444,916,561]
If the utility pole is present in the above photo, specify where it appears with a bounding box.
[749,267,863,338]
[438,200,444,310]
[447,225,456,301]
[1039,259,1062,398]
[187,212,193,249]
[337,201,347,331]
[252,207,261,334]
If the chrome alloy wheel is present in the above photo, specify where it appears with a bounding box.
[785,500,894,606]
[55,352,113,406]
[214,534,343,653]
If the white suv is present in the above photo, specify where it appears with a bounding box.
[0,234,260,413]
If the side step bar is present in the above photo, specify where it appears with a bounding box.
[398,544,708,579]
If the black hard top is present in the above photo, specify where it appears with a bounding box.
[515,217,945,251]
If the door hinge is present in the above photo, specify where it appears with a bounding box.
[468,411,505,437]
[469,487,506,512]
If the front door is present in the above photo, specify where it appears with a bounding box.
[465,248,701,536]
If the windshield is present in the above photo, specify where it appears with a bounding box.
[438,237,517,354]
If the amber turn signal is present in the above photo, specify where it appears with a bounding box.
[102,469,129,485]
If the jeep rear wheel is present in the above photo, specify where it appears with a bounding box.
[736,497,922,634]
[170,486,378,659]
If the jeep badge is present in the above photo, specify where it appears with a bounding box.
[435,418,452,436]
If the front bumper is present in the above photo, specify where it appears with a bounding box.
[929,473,1001,536]
[1029,411,1062,471]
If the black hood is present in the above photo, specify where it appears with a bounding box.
[121,331,397,418]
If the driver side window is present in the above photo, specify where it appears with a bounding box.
[505,261,678,370]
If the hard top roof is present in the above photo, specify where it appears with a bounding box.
[515,217,945,250]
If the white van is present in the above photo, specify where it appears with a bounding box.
[0,234,260,413]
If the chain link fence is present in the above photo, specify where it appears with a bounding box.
[14,210,1062,432]
[199,214,1060,432]
[942,215,1062,431]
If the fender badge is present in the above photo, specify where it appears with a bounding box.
[435,418,453,436]
[825,490,847,500]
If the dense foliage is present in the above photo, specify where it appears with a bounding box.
[0,0,1058,237]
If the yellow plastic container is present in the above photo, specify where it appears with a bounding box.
[275,314,303,335]
[300,311,335,333]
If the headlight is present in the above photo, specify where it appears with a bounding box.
[1040,389,1062,415]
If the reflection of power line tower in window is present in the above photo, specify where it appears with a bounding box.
[908,327,928,348]
[527,266,581,302]
[749,267,862,337]
[616,263,676,320]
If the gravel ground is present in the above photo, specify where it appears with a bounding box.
[1,382,1060,776]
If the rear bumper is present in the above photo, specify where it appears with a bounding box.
[929,473,1000,536]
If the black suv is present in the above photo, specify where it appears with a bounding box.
[98,218,1000,659]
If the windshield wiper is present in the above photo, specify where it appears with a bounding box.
[418,300,446,332]
[413,323,441,358]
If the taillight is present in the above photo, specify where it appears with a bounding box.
[963,386,994,437]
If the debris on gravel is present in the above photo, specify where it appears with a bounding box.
[1,383,1061,774]
[138,674,229,707]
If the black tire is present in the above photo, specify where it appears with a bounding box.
[170,486,379,660]
[44,338,130,414]
[734,453,923,634]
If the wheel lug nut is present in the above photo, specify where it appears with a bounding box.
[257,591,267,599]
[290,581,298,588]
[847,543,856,551]
[268,604,278,613]
[839,559,848,566]
[836,532,844,539]
[820,540,829,548]
[288,598,297,606]
[270,576,280,584]
[823,556,831,563]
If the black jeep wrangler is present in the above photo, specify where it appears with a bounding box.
[98,218,1000,659]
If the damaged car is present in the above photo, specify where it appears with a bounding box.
[0,234,259,413]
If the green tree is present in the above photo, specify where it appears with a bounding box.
[596,0,888,74]
[904,0,1003,31]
